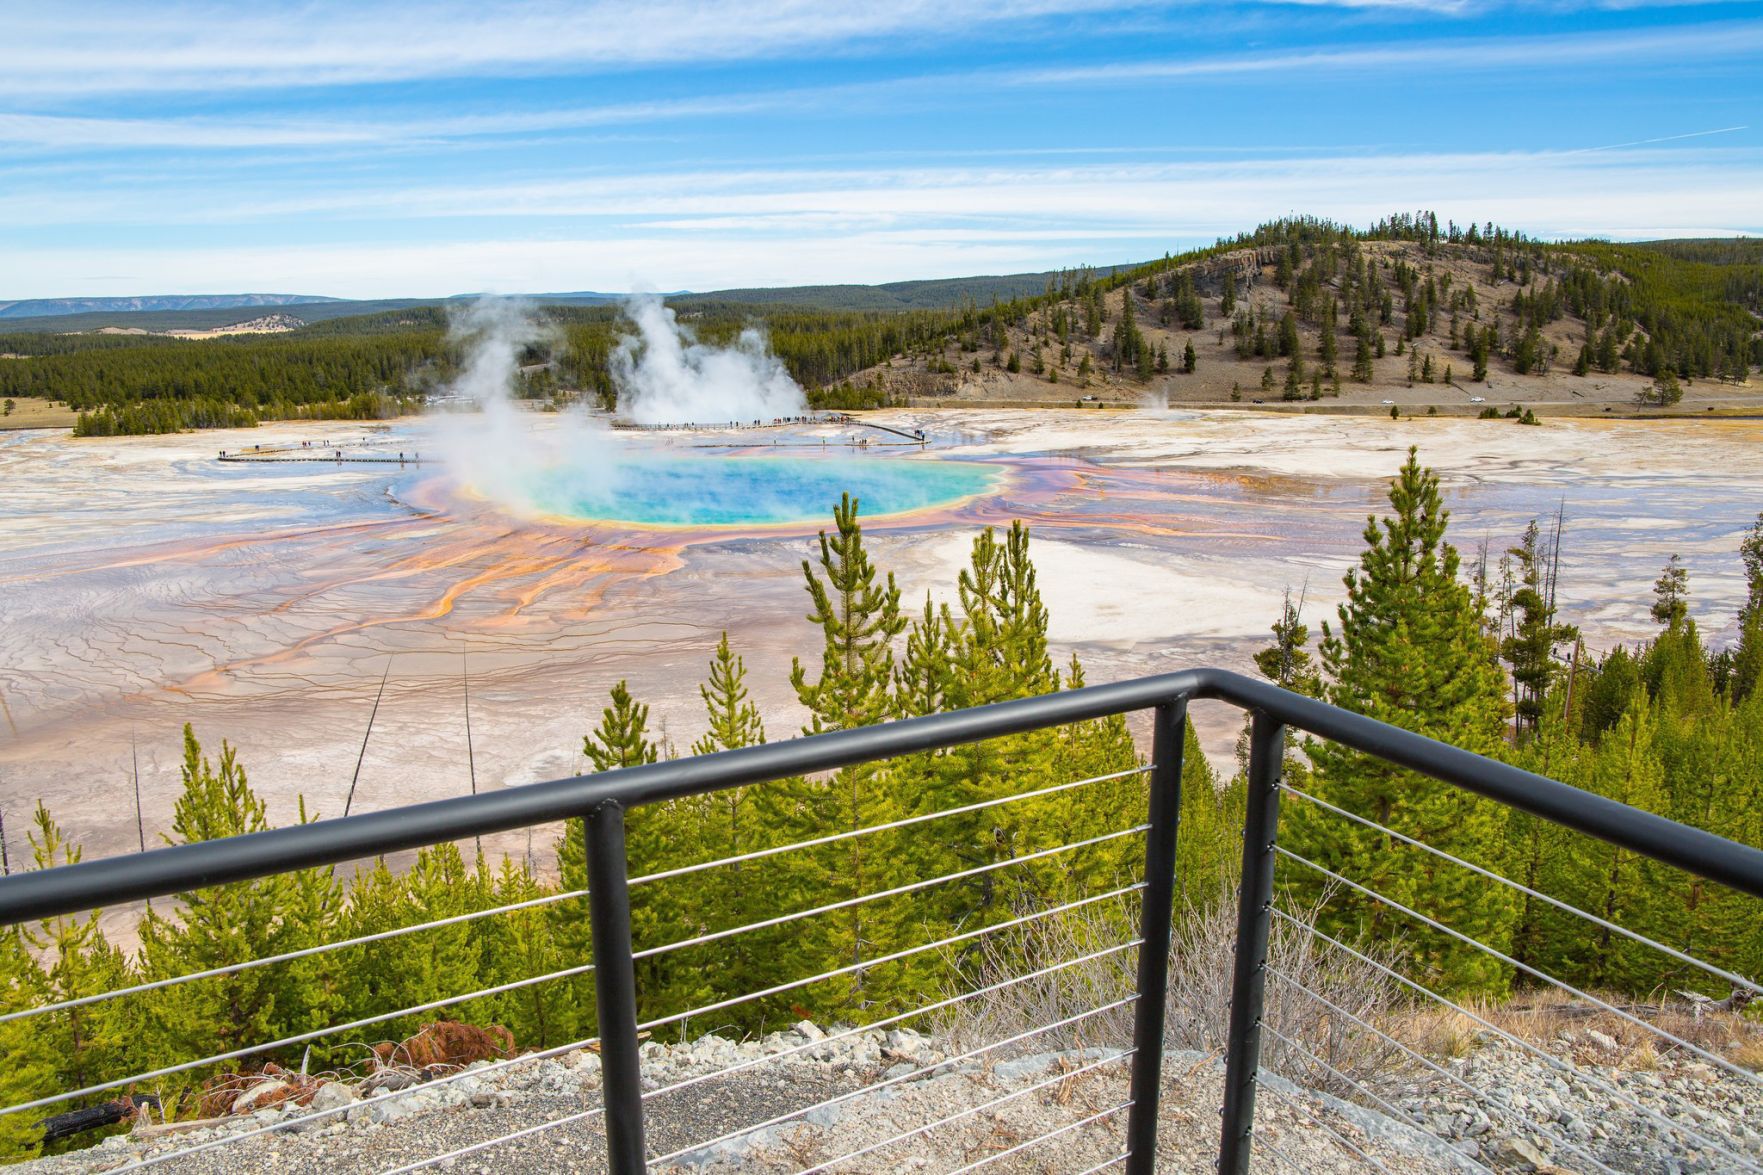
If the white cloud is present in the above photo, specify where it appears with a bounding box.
[10,148,1755,228]
[1015,18,1763,83]
[5,19,1756,152]
[4,146,1758,298]
[0,0,1131,96]
[15,1,1714,98]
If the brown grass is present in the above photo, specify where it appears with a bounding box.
[1448,985,1763,1073]
[935,886,1413,1103]
[0,396,78,429]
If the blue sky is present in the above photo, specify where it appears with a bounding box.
[3,1,1760,299]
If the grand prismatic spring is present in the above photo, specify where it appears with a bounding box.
[3,408,1762,868]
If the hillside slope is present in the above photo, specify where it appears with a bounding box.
[844,219,1763,415]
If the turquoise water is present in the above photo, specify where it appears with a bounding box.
[518,452,1000,526]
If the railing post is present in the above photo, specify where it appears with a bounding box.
[1218,710,1284,1173]
[1125,696,1187,1174]
[586,801,647,1174]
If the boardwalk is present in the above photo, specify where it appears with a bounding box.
[217,443,430,466]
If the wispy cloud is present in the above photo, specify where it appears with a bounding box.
[0,0,1134,97]
[1015,18,1763,83]
[5,20,1758,152]
[15,0,1691,98]
[3,147,1757,285]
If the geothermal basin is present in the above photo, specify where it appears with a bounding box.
[511,450,1000,528]
[2,408,1761,871]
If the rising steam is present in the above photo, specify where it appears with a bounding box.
[436,292,816,521]
[435,297,617,514]
[612,293,807,426]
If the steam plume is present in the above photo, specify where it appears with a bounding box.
[436,297,616,513]
[612,293,806,425]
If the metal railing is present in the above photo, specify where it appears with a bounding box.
[1,666,1761,1173]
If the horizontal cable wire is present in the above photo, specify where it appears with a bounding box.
[799,1049,1134,1173]
[1276,845,1763,1089]
[1253,1078,1394,1174]
[641,941,1139,1106]
[1272,909,1763,1174]
[407,987,1135,1171]
[1254,1020,1485,1171]
[1163,980,1495,1171]
[1069,1152,1131,1175]
[0,886,591,1028]
[645,994,1139,1170]
[631,825,1148,964]
[4,768,1145,1031]
[0,955,598,1119]
[943,1100,1132,1174]
[627,765,1152,888]
[1253,1133,1309,1174]
[4,807,1140,1119]
[635,884,1146,1038]
[129,1028,602,1171]
[1266,964,1617,1175]
[379,1099,602,1175]
[1281,782,1761,996]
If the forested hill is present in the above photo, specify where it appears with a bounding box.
[846,214,1763,409]
[1,214,1758,435]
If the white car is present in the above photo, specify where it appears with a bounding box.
[1469,396,1486,404]
[1380,399,1395,405]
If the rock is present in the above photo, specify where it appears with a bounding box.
[794,1020,825,1042]
[232,1080,291,1115]
[372,1091,433,1123]
[363,1068,417,1095]
[1491,1136,1549,1171]
[308,1082,355,1114]
[1585,1029,1619,1053]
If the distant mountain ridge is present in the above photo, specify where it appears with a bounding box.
[0,269,1150,331]
[0,293,344,320]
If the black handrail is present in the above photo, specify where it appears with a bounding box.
[4,668,1760,924]
[4,666,1762,1175]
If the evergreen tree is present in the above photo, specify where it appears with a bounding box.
[1500,520,1577,738]
[1253,589,1321,698]
[338,845,487,1043]
[1732,514,1763,701]
[479,857,573,1049]
[136,728,340,1088]
[1353,335,1374,383]
[1289,450,1516,995]
[1651,555,1689,628]
[554,680,663,1029]
[20,804,130,1097]
[685,634,773,1013]
[786,496,908,1015]
[0,925,56,1161]
[1526,695,1670,990]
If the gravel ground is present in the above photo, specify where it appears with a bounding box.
[19,1019,1757,1174]
[1384,1030,1763,1174]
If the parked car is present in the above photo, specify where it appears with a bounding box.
[1380,399,1396,405]
[1469,396,1486,403]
